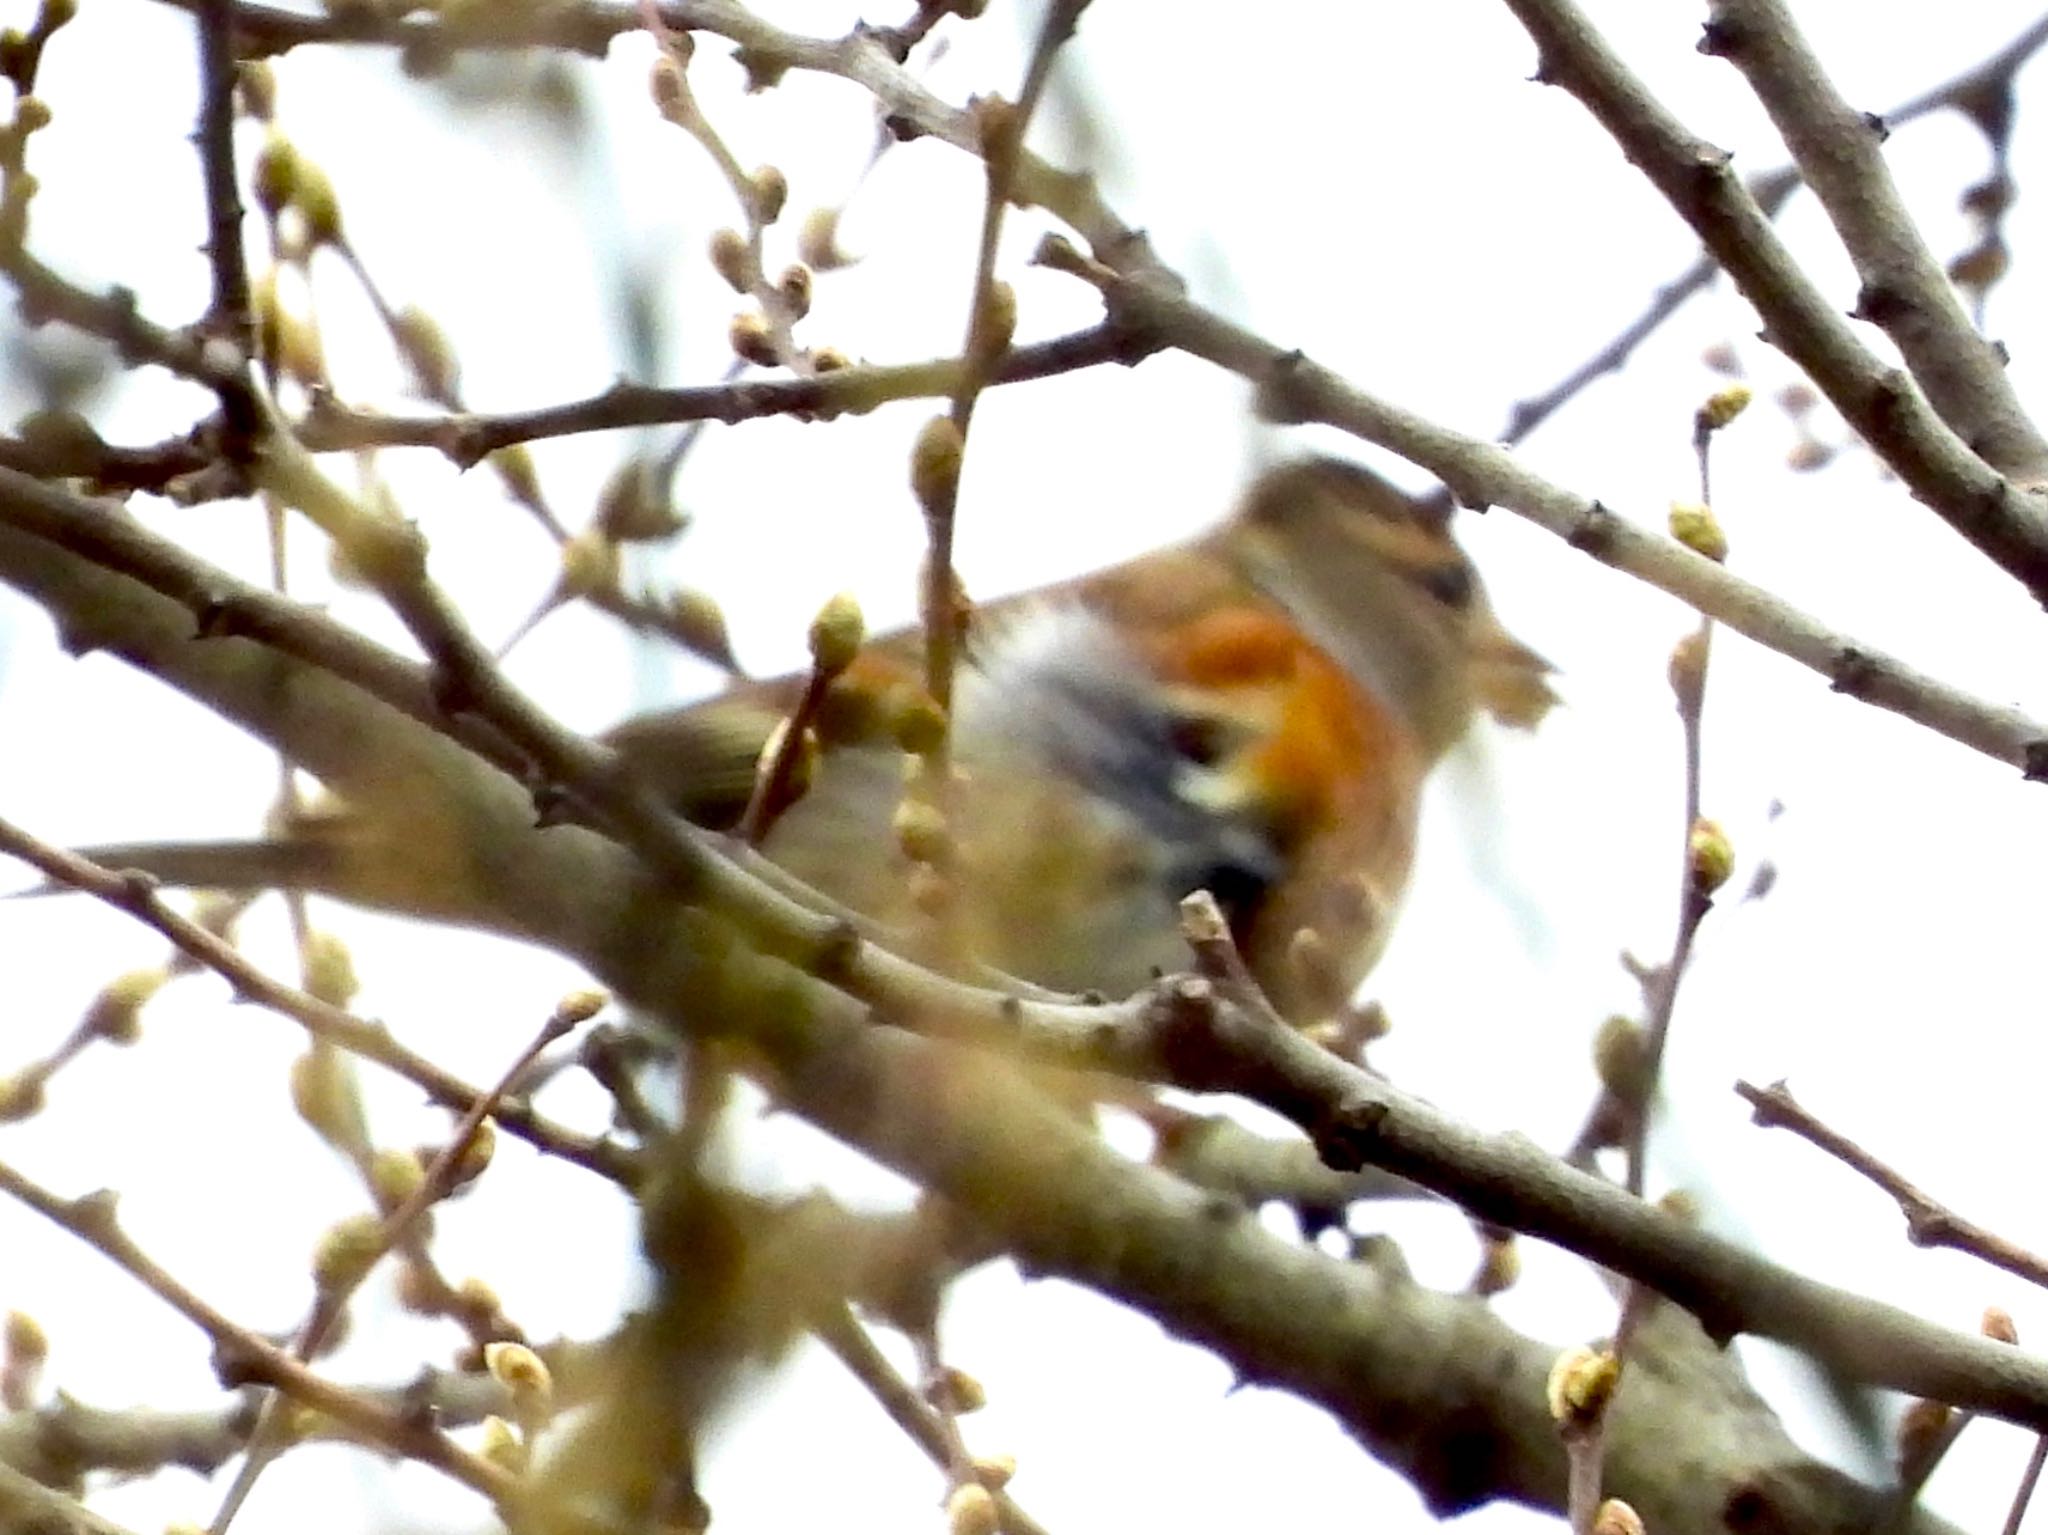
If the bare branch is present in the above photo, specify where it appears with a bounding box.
[1737,1078,2048,1291]
[1501,0,2048,605]
[1702,0,2048,485]
[295,322,1150,464]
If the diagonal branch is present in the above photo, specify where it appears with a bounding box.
[1500,0,2048,606]
[1701,0,2048,486]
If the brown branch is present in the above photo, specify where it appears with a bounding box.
[2005,1434,2048,1535]
[1702,0,2048,487]
[3,248,243,394]
[1145,1108,1432,1224]
[1889,13,2048,126]
[0,1160,522,1511]
[0,426,215,495]
[158,0,633,58]
[1497,220,1776,450]
[293,321,1150,465]
[0,814,639,1187]
[1499,7,2048,451]
[720,963,1969,1535]
[190,0,259,457]
[1500,0,2048,606]
[1736,1078,2048,1290]
[812,1305,1050,1535]
[1620,440,1740,1196]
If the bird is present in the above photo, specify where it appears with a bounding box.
[56,456,1554,1022]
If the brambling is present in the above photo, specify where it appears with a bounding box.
[56,456,1552,1020]
[607,455,1554,1018]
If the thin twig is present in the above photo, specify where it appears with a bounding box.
[2003,1433,2048,1535]
[919,0,1088,724]
[0,815,640,1187]
[1502,0,2048,605]
[1703,0,2048,487]
[1497,7,2048,452]
[0,1159,522,1510]
[813,1305,1052,1535]
[737,671,827,846]
[208,1002,584,1533]
[294,321,1149,463]
[1736,1079,2048,1290]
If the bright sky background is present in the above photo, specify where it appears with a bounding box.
[5,1,2048,1531]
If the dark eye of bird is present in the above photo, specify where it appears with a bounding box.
[1414,561,1473,608]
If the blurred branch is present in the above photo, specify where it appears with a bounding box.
[0,816,641,1186]
[915,0,1088,725]
[208,999,584,1534]
[0,1334,596,1484]
[0,1463,140,1535]
[1146,1108,1432,1223]
[2,247,242,393]
[144,0,1165,274]
[144,0,2048,489]
[813,1304,1050,1535]
[0,426,212,494]
[735,956,1970,1535]
[0,1159,522,1512]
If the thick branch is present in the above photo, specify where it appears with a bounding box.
[1702,0,2048,486]
[1500,0,2048,605]
[5,477,2048,1458]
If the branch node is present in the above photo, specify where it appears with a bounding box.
[1828,646,1878,696]
[1313,1094,1390,1173]
[192,592,252,640]
[1695,20,1743,58]
[1566,500,1617,557]
[1254,350,1313,425]
[1851,282,1909,326]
